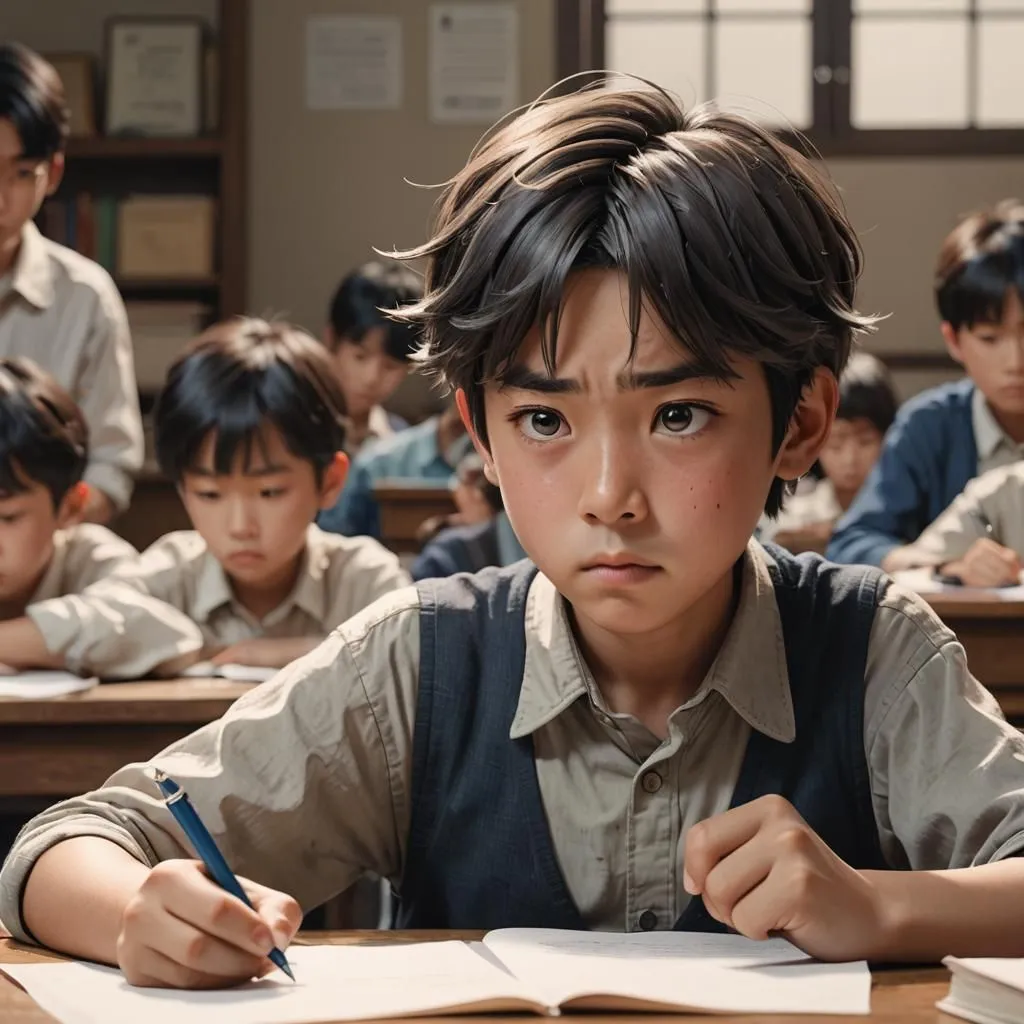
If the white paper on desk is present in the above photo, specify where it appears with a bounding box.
[0,670,97,698]
[182,662,277,683]
[892,566,1024,600]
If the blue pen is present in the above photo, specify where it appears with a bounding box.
[152,769,295,981]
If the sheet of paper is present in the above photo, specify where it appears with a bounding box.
[182,662,277,683]
[429,3,518,123]
[0,670,97,699]
[0,942,538,1024]
[306,15,402,110]
[891,567,1024,600]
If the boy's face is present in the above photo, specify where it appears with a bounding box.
[0,474,84,617]
[179,426,347,593]
[465,270,833,640]
[818,417,883,497]
[0,119,63,254]
[324,326,409,421]
[942,289,1024,418]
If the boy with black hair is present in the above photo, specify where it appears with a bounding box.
[0,318,409,678]
[0,43,143,523]
[323,259,422,453]
[7,85,1024,987]
[0,357,136,624]
[829,200,1024,568]
[764,351,898,554]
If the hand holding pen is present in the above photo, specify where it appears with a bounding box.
[937,507,1021,588]
[114,770,302,990]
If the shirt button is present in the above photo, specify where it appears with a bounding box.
[637,909,658,931]
[641,771,662,794]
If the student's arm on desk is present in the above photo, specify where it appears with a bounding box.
[0,617,65,669]
[1,591,419,986]
[210,636,321,669]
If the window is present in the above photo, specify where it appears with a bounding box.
[558,0,1024,154]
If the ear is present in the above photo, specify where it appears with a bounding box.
[45,153,65,196]
[455,388,499,486]
[317,451,349,509]
[773,367,839,482]
[941,321,966,367]
[55,481,89,528]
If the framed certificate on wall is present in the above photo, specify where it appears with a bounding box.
[105,18,205,136]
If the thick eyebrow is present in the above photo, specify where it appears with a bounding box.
[186,464,292,478]
[499,361,716,395]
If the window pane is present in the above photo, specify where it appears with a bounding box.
[607,0,706,13]
[977,19,1024,125]
[714,0,810,11]
[713,18,812,128]
[854,0,967,11]
[852,18,969,127]
[606,18,707,104]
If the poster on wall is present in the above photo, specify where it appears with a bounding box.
[429,3,519,124]
[306,15,402,110]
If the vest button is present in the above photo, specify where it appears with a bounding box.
[641,771,662,794]
[637,909,658,931]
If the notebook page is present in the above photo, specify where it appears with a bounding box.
[0,670,97,699]
[891,567,1024,600]
[182,662,278,683]
[0,941,543,1024]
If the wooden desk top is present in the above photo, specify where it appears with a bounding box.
[0,932,958,1024]
[0,678,252,726]
[921,593,1024,619]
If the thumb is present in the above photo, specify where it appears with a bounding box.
[255,891,303,950]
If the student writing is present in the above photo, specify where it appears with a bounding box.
[0,43,143,523]
[0,318,410,678]
[5,84,1024,989]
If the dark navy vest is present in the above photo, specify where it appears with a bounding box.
[397,547,888,931]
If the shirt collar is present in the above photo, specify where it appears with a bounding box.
[972,386,1020,462]
[367,405,396,444]
[191,526,329,627]
[510,539,795,744]
[9,222,54,310]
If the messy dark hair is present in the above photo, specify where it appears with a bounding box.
[836,351,898,437]
[0,43,69,160]
[936,200,1024,332]
[0,357,87,509]
[393,81,877,515]
[155,318,348,483]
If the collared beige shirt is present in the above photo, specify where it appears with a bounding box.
[973,388,1024,475]
[0,224,144,510]
[26,524,137,605]
[4,540,1024,942]
[904,462,1024,568]
[25,524,410,679]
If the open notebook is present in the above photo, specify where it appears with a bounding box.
[0,928,870,1023]
[891,567,1024,601]
[0,670,97,699]
[939,956,1024,1024]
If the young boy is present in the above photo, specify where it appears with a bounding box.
[0,319,410,679]
[322,260,422,454]
[0,44,143,523]
[6,86,1024,988]
[763,352,897,554]
[828,201,1024,569]
[0,357,136,625]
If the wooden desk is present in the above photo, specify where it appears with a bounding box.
[0,679,250,803]
[922,595,1024,723]
[0,932,958,1024]
[374,481,457,554]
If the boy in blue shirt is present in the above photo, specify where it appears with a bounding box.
[828,201,1024,568]
[6,85,1024,986]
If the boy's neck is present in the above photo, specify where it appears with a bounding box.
[347,409,372,450]
[989,402,1024,446]
[0,228,24,277]
[833,484,857,512]
[228,553,303,622]
[569,564,739,740]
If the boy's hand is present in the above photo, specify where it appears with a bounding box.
[683,795,891,961]
[940,539,1022,588]
[117,859,302,988]
[210,637,318,669]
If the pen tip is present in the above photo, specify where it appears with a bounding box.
[280,962,296,982]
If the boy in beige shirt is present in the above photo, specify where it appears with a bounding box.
[6,85,1024,989]
[0,357,135,629]
[0,319,410,678]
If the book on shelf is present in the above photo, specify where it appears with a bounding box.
[126,300,212,390]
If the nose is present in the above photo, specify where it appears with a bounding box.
[226,496,258,539]
[576,429,649,526]
[1007,336,1024,373]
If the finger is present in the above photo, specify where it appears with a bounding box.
[158,907,269,979]
[701,836,776,928]
[149,862,273,957]
[125,945,249,990]
[246,885,303,949]
[685,795,797,892]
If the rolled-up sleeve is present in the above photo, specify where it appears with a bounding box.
[0,590,421,943]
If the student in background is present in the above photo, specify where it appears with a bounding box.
[829,201,1024,568]
[0,358,136,624]
[323,260,422,454]
[763,352,897,555]
[9,85,1024,986]
[411,453,525,580]
[898,461,1024,587]
[0,319,410,678]
[319,401,470,538]
[0,44,143,523]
